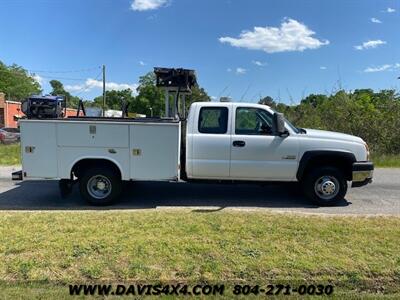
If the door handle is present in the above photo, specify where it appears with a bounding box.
[233,140,246,147]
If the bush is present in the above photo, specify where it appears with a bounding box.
[271,89,400,155]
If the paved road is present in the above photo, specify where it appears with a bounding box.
[0,168,399,215]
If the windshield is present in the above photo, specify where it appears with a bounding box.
[283,116,300,134]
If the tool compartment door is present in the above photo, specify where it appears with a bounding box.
[130,123,180,180]
[20,121,58,178]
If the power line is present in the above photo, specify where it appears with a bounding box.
[26,66,101,74]
[0,69,94,81]
[35,75,89,81]
[240,83,252,101]
[71,69,103,98]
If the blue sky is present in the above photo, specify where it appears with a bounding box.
[0,0,399,103]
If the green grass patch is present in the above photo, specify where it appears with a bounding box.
[0,143,21,165]
[0,211,399,298]
[372,154,400,168]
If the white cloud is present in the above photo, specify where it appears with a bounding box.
[370,18,382,23]
[354,39,386,50]
[139,61,146,66]
[319,66,327,70]
[131,0,168,11]
[364,63,400,73]
[219,18,329,53]
[236,67,246,75]
[386,7,396,13]
[65,78,138,94]
[31,74,43,85]
[252,60,266,67]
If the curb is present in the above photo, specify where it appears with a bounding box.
[0,165,21,179]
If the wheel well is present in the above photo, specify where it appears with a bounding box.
[71,159,122,180]
[297,151,355,181]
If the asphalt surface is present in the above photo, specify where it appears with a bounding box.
[0,167,399,215]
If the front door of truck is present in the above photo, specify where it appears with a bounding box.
[230,107,299,181]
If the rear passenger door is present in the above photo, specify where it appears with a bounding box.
[191,105,231,179]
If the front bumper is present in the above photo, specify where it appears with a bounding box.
[352,161,374,187]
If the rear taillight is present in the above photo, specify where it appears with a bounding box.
[0,132,5,140]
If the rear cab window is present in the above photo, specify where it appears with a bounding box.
[198,107,228,134]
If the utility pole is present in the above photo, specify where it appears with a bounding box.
[102,65,106,117]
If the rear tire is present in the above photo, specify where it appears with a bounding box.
[303,167,347,206]
[79,167,122,206]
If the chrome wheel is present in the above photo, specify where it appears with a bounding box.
[314,175,339,200]
[87,175,112,199]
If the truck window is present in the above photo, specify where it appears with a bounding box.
[198,107,228,134]
[235,107,273,135]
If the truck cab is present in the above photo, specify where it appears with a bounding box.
[185,102,373,205]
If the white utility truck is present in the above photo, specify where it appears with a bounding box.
[13,68,373,206]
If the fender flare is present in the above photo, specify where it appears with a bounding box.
[296,150,356,181]
[69,156,125,180]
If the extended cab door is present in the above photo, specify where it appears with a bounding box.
[188,104,232,179]
[230,106,299,181]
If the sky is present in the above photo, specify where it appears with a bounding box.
[0,0,399,104]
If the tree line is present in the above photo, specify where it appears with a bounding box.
[259,90,400,155]
[1,60,399,155]
[0,61,41,100]
[0,60,210,117]
[87,72,211,117]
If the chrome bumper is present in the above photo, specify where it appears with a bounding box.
[352,162,374,187]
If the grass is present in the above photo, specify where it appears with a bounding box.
[0,143,20,165]
[0,211,399,298]
[371,154,400,168]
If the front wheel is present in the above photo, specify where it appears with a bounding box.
[303,167,348,206]
[79,167,122,206]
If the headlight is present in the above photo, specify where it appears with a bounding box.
[364,142,370,161]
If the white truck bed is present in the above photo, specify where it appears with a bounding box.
[19,118,181,181]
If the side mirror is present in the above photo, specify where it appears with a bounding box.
[273,113,288,136]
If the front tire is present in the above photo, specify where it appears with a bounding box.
[303,167,347,206]
[79,167,122,206]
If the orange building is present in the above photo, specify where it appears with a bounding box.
[0,92,23,128]
[0,92,82,128]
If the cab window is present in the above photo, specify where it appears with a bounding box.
[235,107,273,135]
[198,107,228,134]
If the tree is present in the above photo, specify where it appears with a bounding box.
[92,89,134,110]
[49,80,80,108]
[300,94,328,108]
[132,72,165,116]
[0,61,41,101]
[132,72,211,117]
[185,86,211,111]
[258,96,276,108]
[277,89,400,155]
